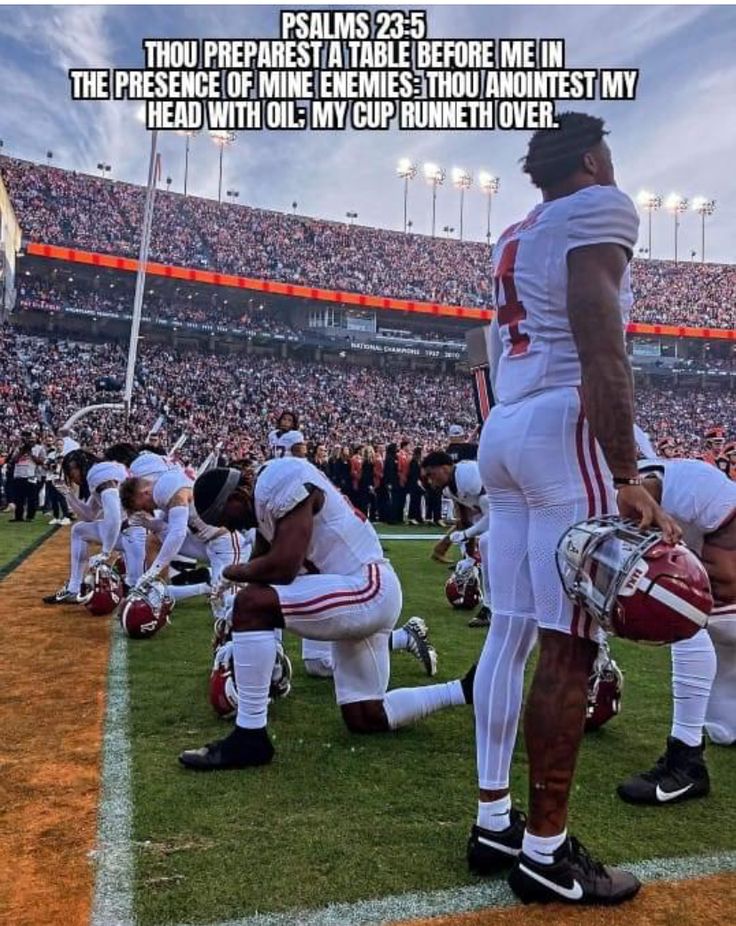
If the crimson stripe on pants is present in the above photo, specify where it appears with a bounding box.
[281,564,380,615]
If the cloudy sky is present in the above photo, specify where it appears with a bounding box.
[1,4,735,263]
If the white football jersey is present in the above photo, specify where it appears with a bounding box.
[443,460,488,525]
[255,458,385,575]
[492,184,638,405]
[87,461,127,494]
[639,459,736,553]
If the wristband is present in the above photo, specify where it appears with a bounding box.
[613,476,644,487]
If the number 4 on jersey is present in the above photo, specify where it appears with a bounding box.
[494,239,530,356]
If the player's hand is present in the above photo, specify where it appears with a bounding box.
[53,479,71,496]
[616,484,682,545]
[89,552,111,568]
[212,640,234,671]
[449,530,467,545]
[135,568,159,589]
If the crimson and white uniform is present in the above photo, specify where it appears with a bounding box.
[640,459,736,745]
[479,184,638,640]
[66,461,146,591]
[444,460,490,598]
[255,457,402,704]
[152,469,252,583]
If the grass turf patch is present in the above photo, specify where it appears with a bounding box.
[0,515,56,576]
[128,540,736,925]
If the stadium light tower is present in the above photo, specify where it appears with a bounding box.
[175,129,199,196]
[396,158,417,234]
[209,130,236,204]
[346,210,358,225]
[478,171,500,246]
[691,197,716,263]
[423,162,445,238]
[451,168,473,241]
[636,191,662,259]
[665,193,688,265]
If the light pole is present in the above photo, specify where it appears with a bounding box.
[451,168,472,241]
[478,171,500,246]
[97,161,112,179]
[691,197,716,263]
[665,193,688,264]
[166,176,172,192]
[291,200,298,214]
[226,189,240,203]
[636,191,662,259]
[442,225,455,238]
[209,130,235,204]
[396,158,417,233]
[176,129,199,196]
[423,162,445,238]
[46,150,54,165]
[345,211,358,226]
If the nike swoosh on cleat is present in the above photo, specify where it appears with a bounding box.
[477,835,520,856]
[518,864,584,900]
[655,783,694,802]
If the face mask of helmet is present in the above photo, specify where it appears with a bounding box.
[556,516,713,644]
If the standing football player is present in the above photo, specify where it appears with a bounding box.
[471,112,680,906]
[178,457,474,770]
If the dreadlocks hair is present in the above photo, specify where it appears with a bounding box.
[61,449,100,496]
[104,442,139,467]
[522,112,609,190]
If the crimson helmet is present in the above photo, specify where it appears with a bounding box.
[557,516,713,644]
[80,563,124,616]
[656,436,679,459]
[585,643,624,731]
[209,645,238,718]
[120,579,174,639]
[445,561,482,610]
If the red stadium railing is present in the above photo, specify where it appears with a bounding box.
[26,242,736,339]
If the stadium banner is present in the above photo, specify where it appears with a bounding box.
[0,172,21,318]
[25,243,736,340]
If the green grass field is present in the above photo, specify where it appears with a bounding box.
[0,513,56,575]
[123,536,736,925]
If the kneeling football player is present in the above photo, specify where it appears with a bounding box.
[179,458,474,770]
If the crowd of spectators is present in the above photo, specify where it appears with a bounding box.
[1,157,491,308]
[0,327,478,465]
[2,325,733,488]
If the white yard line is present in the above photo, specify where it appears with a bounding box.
[88,617,736,926]
[90,621,135,926]
[173,850,736,926]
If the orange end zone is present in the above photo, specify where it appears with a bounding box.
[0,531,111,926]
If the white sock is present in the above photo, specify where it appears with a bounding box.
[475,613,538,790]
[166,582,210,601]
[522,829,567,866]
[391,628,410,651]
[671,630,716,747]
[383,680,465,729]
[68,527,88,593]
[477,794,511,831]
[704,607,736,744]
[232,630,277,730]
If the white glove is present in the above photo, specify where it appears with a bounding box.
[89,552,111,568]
[457,555,475,572]
[135,568,159,589]
[213,640,234,671]
[210,585,236,623]
[450,530,467,545]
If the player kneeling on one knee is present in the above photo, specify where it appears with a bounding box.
[178,460,473,771]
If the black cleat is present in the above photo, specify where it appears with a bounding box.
[468,808,526,873]
[461,663,477,705]
[468,606,491,628]
[617,736,710,805]
[508,836,641,906]
[179,726,274,771]
[170,565,212,586]
[42,586,80,605]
